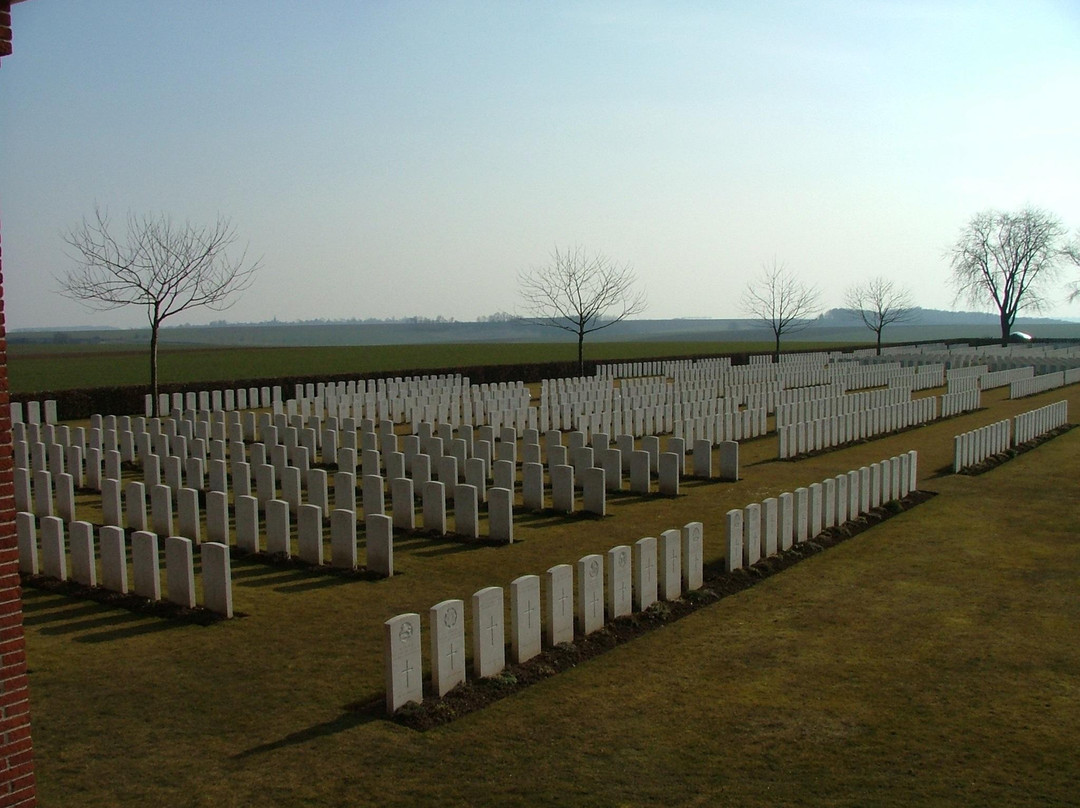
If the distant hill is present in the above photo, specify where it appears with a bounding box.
[9,311,1080,348]
[819,307,1076,325]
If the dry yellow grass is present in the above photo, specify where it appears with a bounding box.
[22,382,1080,807]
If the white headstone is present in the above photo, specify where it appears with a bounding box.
[69,521,96,586]
[510,575,542,664]
[366,513,393,576]
[330,509,357,569]
[16,512,38,575]
[472,586,505,679]
[606,545,632,619]
[633,536,658,611]
[545,564,574,645]
[725,508,744,572]
[809,482,823,537]
[581,467,606,516]
[430,599,466,696]
[718,441,739,481]
[790,486,807,542]
[658,529,682,600]
[682,521,703,590]
[454,483,479,538]
[629,450,651,494]
[488,487,513,543]
[384,613,423,713]
[266,498,291,556]
[779,492,794,551]
[131,530,160,600]
[362,474,385,517]
[391,477,415,531]
[40,516,67,580]
[762,497,778,557]
[522,462,545,511]
[201,542,233,617]
[297,503,323,565]
[692,439,712,478]
[423,481,447,535]
[151,484,174,538]
[743,503,761,566]
[235,495,260,553]
[177,487,201,545]
[551,464,575,513]
[658,452,680,496]
[99,525,127,593]
[165,536,196,608]
[576,554,605,635]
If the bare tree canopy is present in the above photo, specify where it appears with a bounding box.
[741,260,820,361]
[843,277,917,355]
[948,207,1073,346]
[518,246,646,374]
[59,207,260,413]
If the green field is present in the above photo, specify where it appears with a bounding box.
[20,375,1080,806]
[7,340,853,393]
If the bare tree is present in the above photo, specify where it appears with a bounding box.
[948,207,1072,346]
[843,277,918,355]
[1066,233,1080,303]
[741,260,821,361]
[60,207,260,414]
[518,246,646,375]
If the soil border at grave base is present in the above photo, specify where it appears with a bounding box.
[953,423,1074,476]
[370,488,935,732]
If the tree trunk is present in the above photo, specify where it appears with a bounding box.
[876,328,883,356]
[773,331,781,363]
[150,323,160,417]
[577,330,585,377]
[1000,311,1011,347]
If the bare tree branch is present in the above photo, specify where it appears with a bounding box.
[843,276,917,355]
[518,246,646,375]
[57,206,261,414]
[1065,231,1080,303]
[948,207,1071,346]
[741,260,820,361]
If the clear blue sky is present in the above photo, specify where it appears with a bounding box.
[2,0,1078,330]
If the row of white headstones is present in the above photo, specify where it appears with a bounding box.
[16,513,233,617]
[384,521,706,713]
[1009,368,1080,399]
[952,400,1069,472]
[384,450,919,714]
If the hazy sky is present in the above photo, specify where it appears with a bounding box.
[2,1,1079,330]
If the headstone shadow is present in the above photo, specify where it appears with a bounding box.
[231,700,380,760]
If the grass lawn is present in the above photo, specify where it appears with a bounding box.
[20,381,1080,807]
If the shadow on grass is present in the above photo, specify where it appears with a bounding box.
[231,698,382,760]
[39,609,176,638]
[411,542,484,559]
[23,601,105,625]
[77,617,188,644]
[233,568,318,589]
[273,576,366,594]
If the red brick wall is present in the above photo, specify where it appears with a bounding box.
[0,3,37,806]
